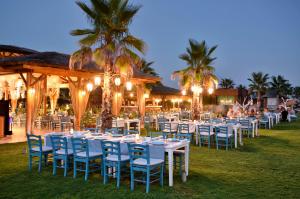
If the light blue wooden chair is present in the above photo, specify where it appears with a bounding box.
[26,134,52,172]
[198,125,214,148]
[105,127,123,134]
[50,135,73,177]
[127,143,164,193]
[173,132,191,175]
[239,119,252,137]
[215,126,233,150]
[101,140,130,189]
[71,138,102,181]
[259,116,269,129]
[161,122,176,138]
[124,129,139,135]
[177,123,192,141]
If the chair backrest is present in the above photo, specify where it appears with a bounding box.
[226,119,238,125]
[71,137,88,157]
[26,134,42,152]
[198,125,211,134]
[50,135,68,155]
[127,143,150,165]
[105,127,122,134]
[176,133,191,141]
[101,140,121,161]
[239,119,250,127]
[162,122,171,131]
[124,129,139,135]
[217,126,229,136]
[178,123,189,134]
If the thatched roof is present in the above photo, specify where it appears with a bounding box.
[151,84,181,96]
[0,44,39,55]
[0,45,160,82]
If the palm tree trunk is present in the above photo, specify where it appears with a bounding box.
[101,71,113,132]
[199,94,203,113]
[192,93,200,120]
[257,92,261,110]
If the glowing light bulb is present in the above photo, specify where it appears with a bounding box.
[94,76,101,86]
[86,83,93,92]
[114,77,121,86]
[208,88,214,95]
[181,89,186,96]
[129,93,134,98]
[144,93,149,98]
[126,81,132,91]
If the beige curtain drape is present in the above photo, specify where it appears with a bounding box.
[69,81,90,130]
[31,79,46,127]
[48,88,60,114]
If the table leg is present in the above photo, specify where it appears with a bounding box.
[239,127,243,146]
[234,128,238,148]
[252,123,255,138]
[168,150,174,187]
[185,144,189,176]
[195,126,199,145]
[256,122,258,136]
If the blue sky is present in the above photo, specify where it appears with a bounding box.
[1,0,300,88]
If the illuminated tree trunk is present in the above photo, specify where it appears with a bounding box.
[101,71,113,132]
[199,94,203,113]
[192,93,200,120]
[257,92,261,110]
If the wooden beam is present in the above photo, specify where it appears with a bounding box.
[19,73,27,87]
[30,74,46,87]
[23,64,98,78]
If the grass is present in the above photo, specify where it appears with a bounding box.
[0,121,299,199]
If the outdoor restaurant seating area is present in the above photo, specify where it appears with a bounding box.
[0,0,300,198]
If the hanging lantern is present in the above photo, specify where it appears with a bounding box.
[114,77,121,86]
[86,83,93,92]
[126,81,132,91]
[94,76,101,86]
[181,89,186,96]
[208,88,214,95]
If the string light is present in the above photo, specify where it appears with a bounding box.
[94,76,101,86]
[114,77,121,86]
[208,88,214,95]
[86,83,93,92]
[28,88,35,95]
[181,89,186,96]
[144,93,149,98]
[126,81,132,91]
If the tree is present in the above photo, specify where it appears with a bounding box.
[293,86,300,98]
[137,59,158,76]
[248,72,269,109]
[270,75,292,97]
[172,39,218,119]
[70,0,146,131]
[220,78,235,89]
[236,84,246,90]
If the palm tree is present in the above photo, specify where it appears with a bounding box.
[172,39,218,119]
[220,78,235,89]
[236,84,246,90]
[137,59,158,76]
[270,75,292,97]
[248,72,269,109]
[70,0,146,131]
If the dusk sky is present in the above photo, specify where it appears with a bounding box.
[1,0,299,88]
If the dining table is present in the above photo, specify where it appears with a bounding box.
[43,131,190,187]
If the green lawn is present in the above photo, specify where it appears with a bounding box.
[0,121,300,199]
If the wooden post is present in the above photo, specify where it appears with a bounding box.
[137,84,145,118]
[25,72,32,134]
[43,76,47,115]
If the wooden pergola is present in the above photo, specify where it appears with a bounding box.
[0,45,160,134]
